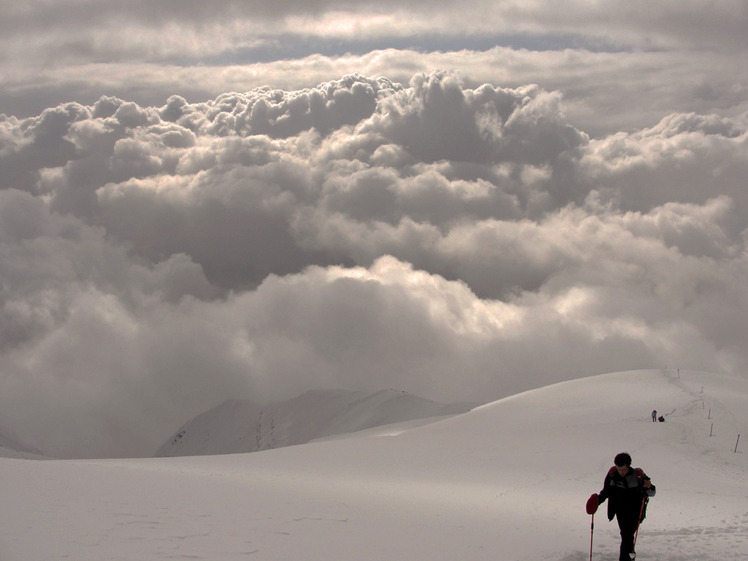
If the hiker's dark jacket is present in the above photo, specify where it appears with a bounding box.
[598,467,656,522]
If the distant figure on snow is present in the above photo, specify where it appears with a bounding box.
[651,410,657,422]
[658,415,665,422]
[590,452,656,561]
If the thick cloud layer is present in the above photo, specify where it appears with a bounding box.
[1,73,747,458]
[2,0,746,132]
[3,1,744,52]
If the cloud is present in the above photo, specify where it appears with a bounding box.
[355,74,587,165]
[1,72,747,458]
[580,113,748,214]
[3,1,745,54]
[1,0,745,136]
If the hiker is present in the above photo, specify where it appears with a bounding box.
[658,416,665,422]
[595,452,656,561]
[651,410,657,422]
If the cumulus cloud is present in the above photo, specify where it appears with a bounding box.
[1,72,747,458]
[2,0,745,134]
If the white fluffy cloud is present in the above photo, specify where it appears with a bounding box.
[0,73,748,456]
[1,71,747,457]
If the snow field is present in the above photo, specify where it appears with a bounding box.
[1,369,746,560]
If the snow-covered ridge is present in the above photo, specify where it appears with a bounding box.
[0,428,48,459]
[155,388,475,457]
[3,369,747,561]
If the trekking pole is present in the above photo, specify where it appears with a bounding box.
[630,496,647,560]
[586,494,599,561]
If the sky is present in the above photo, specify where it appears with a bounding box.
[1,0,747,458]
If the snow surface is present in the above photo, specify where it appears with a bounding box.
[2,369,747,561]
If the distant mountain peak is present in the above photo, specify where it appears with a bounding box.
[0,427,49,459]
[155,389,474,457]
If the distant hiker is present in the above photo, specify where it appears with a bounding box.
[593,452,656,561]
[658,416,665,423]
[651,410,657,422]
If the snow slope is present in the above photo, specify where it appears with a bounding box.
[0,428,48,460]
[155,389,475,457]
[2,369,747,561]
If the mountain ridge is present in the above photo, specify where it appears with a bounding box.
[0,428,49,459]
[155,388,475,457]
